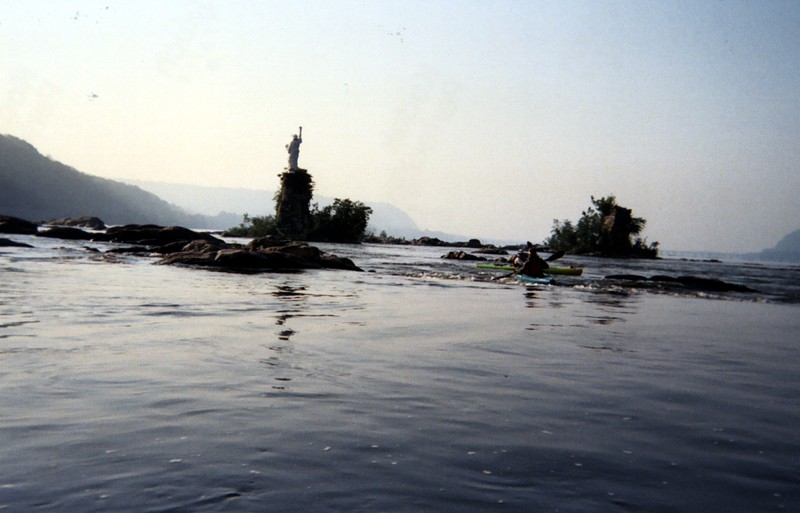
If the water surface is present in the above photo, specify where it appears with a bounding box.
[1,238,798,512]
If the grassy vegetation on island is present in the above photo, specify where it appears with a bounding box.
[227,198,373,244]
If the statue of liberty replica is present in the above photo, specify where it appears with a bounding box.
[286,127,303,171]
[275,127,314,238]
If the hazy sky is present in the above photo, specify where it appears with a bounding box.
[3,0,800,252]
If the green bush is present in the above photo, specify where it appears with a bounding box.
[307,199,373,243]
[226,198,373,243]
[226,213,279,237]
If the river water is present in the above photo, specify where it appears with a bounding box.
[1,236,798,512]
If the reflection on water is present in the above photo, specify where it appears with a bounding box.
[272,284,307,300]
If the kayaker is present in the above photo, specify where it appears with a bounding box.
[510,241,534,267]
[518,248,549,278]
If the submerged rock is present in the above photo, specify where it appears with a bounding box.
[0,237,34,248]
[674,276,757,293]
[605,274,648,281]
[605,274,757,293]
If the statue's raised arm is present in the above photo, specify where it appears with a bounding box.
[286,126,303,171]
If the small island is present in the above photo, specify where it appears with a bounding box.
[546,195,659,258]
[229,127,373,244]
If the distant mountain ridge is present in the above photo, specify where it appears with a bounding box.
[7,133,795,253]
[0,134,224,228]
[0,133,451,239]
[757,229,800,262]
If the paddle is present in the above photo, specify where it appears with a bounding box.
[493,250,565,280]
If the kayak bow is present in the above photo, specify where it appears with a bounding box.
[516,274,555,285]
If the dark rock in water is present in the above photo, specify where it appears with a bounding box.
[96,224,162,244]
[37,226,95,240]
[153,238,230,255]
[319,252,362,271]
[47,216,106,230]
[649,275,682,284]
[466,239,482,248]
[0,237,34,248]
[155,226,222,246]
[246,235,292,251]
[157,248,220,267]
[0,217,361,274]
[259,241,362,271]
[181,239,230,254]
[0,216,38,235]
[157,241,362,273]
[473,247,509,255]
[605,274,648,281]
[605,273,756,293]
[213,249,297,270]
[674,276,757,293]
[100,224,224,247]
[262,241,322,262]
[0,216,362,273]
[153,240,194,255]
[413,236,447,246]
[442,251,487,261]
[105,246,152,255]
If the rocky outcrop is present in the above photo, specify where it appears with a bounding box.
[99,224,225,246]
[246,235,292,251]
[37,226,95,240]
[410,236,509,250]
[47,216,107,230]
[413,236,448,246]
[98,225,363,272]
[0,216,362,274]
[0,215,38,235]
[157,240,362,272]
[604,274,756,293]
[275,170,313,239]
[473,247,508,255]
[441,251,487,261]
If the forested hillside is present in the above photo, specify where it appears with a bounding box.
[0,134,213,227]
